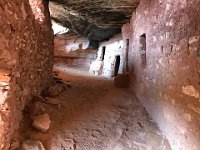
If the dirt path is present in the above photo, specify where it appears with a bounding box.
[19,67,171,150]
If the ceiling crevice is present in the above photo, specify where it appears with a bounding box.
[49,0,140,41]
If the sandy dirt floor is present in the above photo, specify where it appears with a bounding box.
[19,66,171,150]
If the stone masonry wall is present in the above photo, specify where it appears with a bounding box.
[54,34,96,68]
[124,0,200,149]
[0,0,54,149]
[54,34,89,56]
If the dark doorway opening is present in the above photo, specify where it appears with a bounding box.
[126,39,129,72]
[114,55,120,76]
[101,46,106,61]
[139,34,146,66]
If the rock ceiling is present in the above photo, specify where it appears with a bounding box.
[49,0,140,41]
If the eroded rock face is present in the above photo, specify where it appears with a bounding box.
[123,0,200,149]
[54,34,97,68]
[0,0,54,149]
[49,0,140,41]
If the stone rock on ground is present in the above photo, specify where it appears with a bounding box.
[18,68,172,150]
[32,114,51,133]
[30,101,45,116]
[46,77,71,97]
[54,76,72,88]
[21,140,45,150]
[46,84,64,97]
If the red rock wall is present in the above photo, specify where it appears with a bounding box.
[123,0,200,149]
[54,35,96,68]
[54,35,90,56]
[0,0,54,149]
[122,22,133,73]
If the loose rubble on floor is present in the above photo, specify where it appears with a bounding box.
[32,113,51,133]
[12,68,171,150]
[14,71,73,150]
[45,71,72,97]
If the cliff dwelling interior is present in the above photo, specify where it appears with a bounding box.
[0,0,199,150]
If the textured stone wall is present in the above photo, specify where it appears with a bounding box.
[49,0,140,41]
[122,22,133,73]
[90,34,124,77]
[54,34,97,68]
[54,35,90,56]
[124,0,200,149]
[0,0,54,149]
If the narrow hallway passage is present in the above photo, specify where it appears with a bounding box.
[1,0,200,149]
[19,67,171,150]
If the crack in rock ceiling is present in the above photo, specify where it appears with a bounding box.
[49,0,140,41]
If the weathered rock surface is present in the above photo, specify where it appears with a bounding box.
[10,137,21,150]
[0,0,54,149]
[49,0,140,41]
[47,84,64,97]
[22,140,45,150]
[54,34,98,67]
[32,114,51,133]
[18,68,171,150]
[123,0,200,149]
[31,100,45,116]
[46,77,71,97]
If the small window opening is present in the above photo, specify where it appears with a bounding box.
[139,34,147,66]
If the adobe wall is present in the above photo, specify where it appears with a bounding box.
[90,34,124,77]
[122,22,132,73]
[0,0,54,149]
[123,0,200,149]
